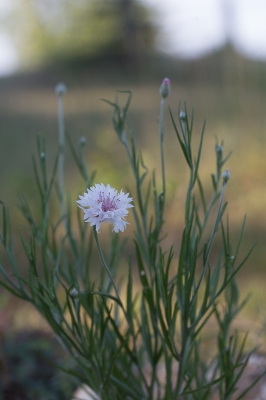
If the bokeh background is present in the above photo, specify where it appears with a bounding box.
[1,0,266,398]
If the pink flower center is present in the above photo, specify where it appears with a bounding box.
[98,192,118,212]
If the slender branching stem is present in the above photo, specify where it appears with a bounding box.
[159,97,166,213]
[56,90,66,217]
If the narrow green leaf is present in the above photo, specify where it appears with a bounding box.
[91,291,122,308]
[182,363,244,395]
[193,120,206,182]
[140,298,153,362]
[126,263,133,321]
[169,107,192,168]
[211,173,217,191]
[110,375,143,400]
[197,176,207,214]
[102,341,128,390]
[235,370,266,400]
[221,150,233,167]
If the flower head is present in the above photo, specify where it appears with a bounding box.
[77,183,133,233]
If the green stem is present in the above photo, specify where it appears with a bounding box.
[174,333,189,397]
[185,172,194,226]
[93,227,126,316]
[57,93,65,217]
[93,227,149,394]
[123,133,145,225]
[191,179,228,306]
[159,97,166,219]
[205,180,227,260]
[121,129,151,268]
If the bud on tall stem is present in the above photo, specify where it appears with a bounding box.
[55,82,67,217]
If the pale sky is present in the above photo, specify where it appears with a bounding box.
[144,0,266,59]
[0,0,266,76]
[0,0,18,75]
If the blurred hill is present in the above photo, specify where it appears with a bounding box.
[1,44,266,89]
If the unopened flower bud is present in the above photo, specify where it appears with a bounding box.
[179,111,186,121]
[222,169,230,183]
[55,82,67,95]
[159,78,171,98]
[215,145,223,155]
[70,288,79,298]
[40,152,45,160]
[79,136,86,146]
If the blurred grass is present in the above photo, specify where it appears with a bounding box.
[1,49,266,334]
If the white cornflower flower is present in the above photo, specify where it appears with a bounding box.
[77,183,133,233]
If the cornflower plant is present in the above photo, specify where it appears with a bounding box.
[0,78,264,400]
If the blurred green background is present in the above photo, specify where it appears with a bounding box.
[1,0,266,398]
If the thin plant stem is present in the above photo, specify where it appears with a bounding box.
[92,227,126,316]
[191,178,229,306]
[159,97,166,219]
[56,87,66,217]
[92,226,149,395]
[205,179,228,263]
[122,127,149,240]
